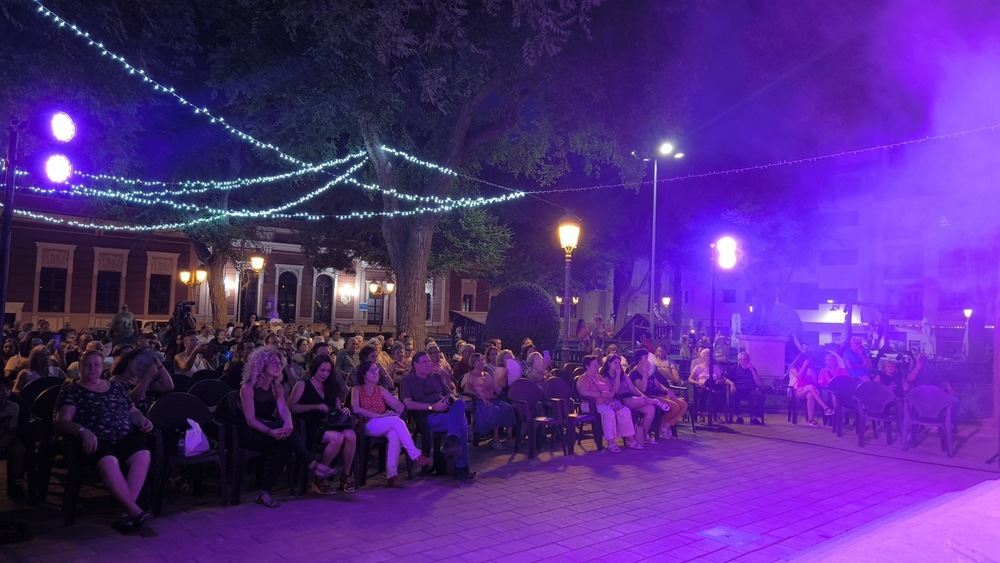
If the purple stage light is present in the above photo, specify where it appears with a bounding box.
[44,154,73,183]
[716,236,737,269]
[50,112,76,142]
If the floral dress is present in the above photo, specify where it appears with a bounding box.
[57,381,134,443]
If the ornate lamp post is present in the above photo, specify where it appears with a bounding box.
[235,254,265,324]
[558,213,580,362]
[179,267,208,287]
[369,279,396,334]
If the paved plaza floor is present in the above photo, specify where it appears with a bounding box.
[2,415,998,562]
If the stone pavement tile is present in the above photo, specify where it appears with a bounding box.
[457,546,509,563]
[699,547,746,562]
[195,547,254,562]
[775,531,834,551]
[627,538,674,558]
[518,542,574,560]
[584,549,648,563]
[736,543,802,562]
[556,532,607,550]
[663,541,714,560]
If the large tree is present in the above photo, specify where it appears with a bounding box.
[204,0,674,342]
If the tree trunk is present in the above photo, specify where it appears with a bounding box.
[206,253,229,328]
[384,217,436,344]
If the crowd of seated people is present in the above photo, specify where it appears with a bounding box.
[5,311,967,531]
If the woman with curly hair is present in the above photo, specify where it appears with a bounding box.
[240,346,336,507]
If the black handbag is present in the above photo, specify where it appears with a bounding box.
[324,411,356,431]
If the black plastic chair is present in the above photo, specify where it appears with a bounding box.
[188,379,233,412]
[543,377,601,454]
[903,385,956,457]
[30,386,87,525]
[827,376,862,438]
[855,381,899,447]
[18,377,65,500]
[171,373,194,394]
[508,379,565,458]
[146,393,228,515]
[191,369,221,383]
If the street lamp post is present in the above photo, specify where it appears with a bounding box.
[636,143,684,314]
[235,255,265,325]
[2,111,77,324]
[369,279,396,334]
[707,236,737,428]
[962,308,972,359]
[558,213,581,363]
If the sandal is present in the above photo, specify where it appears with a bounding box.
[628,439,645,450]
[113,515,139,533]
[644,436,659,445]
[607,444,622,453]
[310,479,337,496]
[311,463,338,480]
[339,474,357,493]
[254,493,281,508]
[134,510,153,528]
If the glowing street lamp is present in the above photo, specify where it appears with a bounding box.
[179,268,208,287]
[249,255,265,272]
[558,213,581,361]
[962,308,972,359]
[44,154,73,183]
[369,279,396,333]
[48,112,77,142]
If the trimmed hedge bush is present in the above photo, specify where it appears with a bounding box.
[485,282,560,354]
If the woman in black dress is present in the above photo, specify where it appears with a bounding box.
[288,355,357,494]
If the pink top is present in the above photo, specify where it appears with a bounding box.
[357,385,387,415]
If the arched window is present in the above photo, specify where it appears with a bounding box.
[277,271,298,322]
[239,270,259,324]
[314,275,333,327]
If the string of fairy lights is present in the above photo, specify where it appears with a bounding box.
[77,151,368,195]
[20,0,1000,236]
[31,1,311,167]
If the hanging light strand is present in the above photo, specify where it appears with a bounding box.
[32,0,312,167]
[76,151,367,195]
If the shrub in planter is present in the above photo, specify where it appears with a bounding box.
[485,282,560,354]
